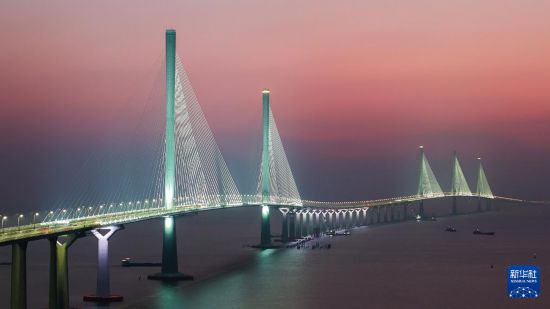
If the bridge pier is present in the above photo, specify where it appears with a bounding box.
[297,211,304,238]
[418,200,424,217]
[279,208,289,242]
[402,202,408,221]
[260,205,272,246]
[10,241,27,309]
[385,206,391,222]
[84,226,123,302]
[477,197,482,212]
[313,211,320,237]
[452,196,457,215]
[327,210,333,230]
[486,199,492,211]
[288,211,296,241]
[148,216,193,280]
[48,234,79,309]
[305,210,312,236]
[376,207,381,224]
[365,207,372,225]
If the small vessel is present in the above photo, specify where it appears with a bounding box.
[445,226,457,232]
[473,229,495,236]
[121,257,162,267]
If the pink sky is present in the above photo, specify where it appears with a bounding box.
[1,0,549,204]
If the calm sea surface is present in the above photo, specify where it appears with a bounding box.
[1,201,549,308]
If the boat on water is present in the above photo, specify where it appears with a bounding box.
[121,257,162,267]
[473,229,495,236]
[445,226,457,232]
[416,215,437,221]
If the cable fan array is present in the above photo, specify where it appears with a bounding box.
[173,56,241,207]
[451,154,472,196]
[417,149,444,198]
[256,106,302,206]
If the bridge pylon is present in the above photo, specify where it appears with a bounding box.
[148,29,192,280]
[476,158,494,211]
[417,146,444,217]
[450,151,472,215]
[258,89,274,248]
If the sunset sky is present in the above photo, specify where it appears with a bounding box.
[1,0,549,212]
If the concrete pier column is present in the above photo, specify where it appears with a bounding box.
[305,211,312,235]
[477,197,482,212]
[321,211,328,232]
[366,208,372,225]
[376,207,381,223]
[48,234,78,309]
[313,211,320,237]
[298,211,304,238]
[361,208,367,226]
[326,210,333,230]
[452,196,457,215]
[288,211,296,241]
[84,226,123,302]
[260,205,272,246]
[419,200,424,217]
[11,241,27,309]
[402,203,408,221]
[486,199,492,211]
[279,208,289,242]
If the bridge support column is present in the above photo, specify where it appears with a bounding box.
[10,241,27,309]
[313,211,320,237]
[288,211,296,241]
[402,203,407,221]
[279,208,289,242]
[322,211,327,232]
[385,206,391,222]
[477,197,482,212]
[306,211,312,235]
[452,196,457,215]
[48,234,79,309]
[84,226,123,302]
[418,200,424,217]
[260,205,272,246]
[297,211,304,238]
[327,211,332,230]
[486,199,492,211]
[148,216,193,280]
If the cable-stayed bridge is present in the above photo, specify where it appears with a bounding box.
[0,30,535,309]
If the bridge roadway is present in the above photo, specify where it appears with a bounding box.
[0,193,523,246]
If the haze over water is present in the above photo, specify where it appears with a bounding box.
[1,202,548,308]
